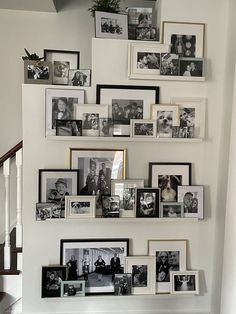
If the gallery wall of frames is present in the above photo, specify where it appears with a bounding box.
[22,3,212,314]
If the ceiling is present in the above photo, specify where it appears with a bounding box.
[0,0,57,12]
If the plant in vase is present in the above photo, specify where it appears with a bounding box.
[88,0,121,17]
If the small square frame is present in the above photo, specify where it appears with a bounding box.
[60,280,85,297]
[160,202,184,218]
[24,60,52,85]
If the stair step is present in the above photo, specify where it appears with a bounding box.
[0,270,20,275]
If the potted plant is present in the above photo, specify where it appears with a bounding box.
[88,0,121,17]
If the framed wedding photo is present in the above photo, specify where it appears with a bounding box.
[160,202,184,218]
[65,195,96,219]
[136,188,160,218]
[45,88,85,136]
[131,119,156,138]
[128,42,169,79]
[61,280,85,297]
[149,162,192,202]
[95,11,128,40]
[41,266,67,298]
[178,185,204,219]
[148,239,187,293]
[124,256,155,295]
[111,179,144,218]
[60,238,129,294]
[162,21,205,58]
[170,271,199,295]
[24,60,52,85]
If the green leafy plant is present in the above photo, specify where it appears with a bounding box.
[22,48,44,61]
[88,0,121,17]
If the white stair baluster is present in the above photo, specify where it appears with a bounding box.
[3,158,11,270]
[16,149,23,248]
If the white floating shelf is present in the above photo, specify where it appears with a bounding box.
[46,136,203,143]
[39,218,199,223]
[129,75,206,82]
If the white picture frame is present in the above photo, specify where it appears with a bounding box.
[170,271,199,295]
[111,179,144,218]
[162,21,205,58]
[177,185,204,219]
[151,104,179,138]
[148,239,187,293]
[160,202,184,218]
[75,104,108,137]
[124,256,156,295]
[128,42,170,79]
[171,97,206,139]
[131,119,156,138]
[95,11,128,40]
[45,88,85,136]
[65,195,96,219]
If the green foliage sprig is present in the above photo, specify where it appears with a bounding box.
[22,48,44,61]
[88,0,121,17]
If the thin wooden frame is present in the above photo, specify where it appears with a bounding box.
[170,270,199,295]
[65,195,96,219]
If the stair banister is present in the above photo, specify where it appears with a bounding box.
[16,149,23,248]
[3,158,11,269]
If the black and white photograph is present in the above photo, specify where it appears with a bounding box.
[41,266,67,298]
[24,60,52,85]
[148,240,187,293]
[68,69,91,86]
[60,239,129,294]
[56,120,82,136]
[172,126,194,138]
[136,188,160,218]
[178,185,204,219]
[65,195,96,219]
[131,120,156,137]
[53,61,70,85]
[113,122,130,137]
[45,88,85,136]
[136,27,157,41]
[102,195,120,218]
[179,58,204,77]
[179,107,195,128]
[137,52,160,70]
[38,169,79,213]
[124,256,155,294]
[99,118,113,137]
[127,7,152,40]
[95,11,128,39]
[114,274,132,296]
[171,34,196,57]
[61,280,85,297]
[149,163,191,203]
[160,53,179,76]
[112,99,143,123]
[170,271,199,295]
[160,202,184,218]
[36,202,63,220]
[111,180,144,217]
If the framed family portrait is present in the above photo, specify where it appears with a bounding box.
[131,119,156,138]
[38,169,80,218]
[75,104,108,137]
[151,104,179,138]
[162,21,205,58]
[148,239,187,293]
[128,42,169,79]
[160,202,184,218]
[61,280,85,297]
[95,11,128,40]
[136,188,160,218]
[170,270,199,295]
[171,97,206,139]
[44,49,80,85]
[178,185,204,219]
[60,238,129,294]
[41,266,67,298]
[45,88,85,136]
[111,179,144,218]
[124,256,155,295]
[24,60,52,85]
[65,195,96,219]
[149,162,192,202]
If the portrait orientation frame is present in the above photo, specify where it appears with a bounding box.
[149,162,192,203]
[131,119,157,138]
[60,280,85,297]
[95,11,128,40]
[65,195,96,219]
[170,270,199,295]
[111,179,144,217]
[162,21,205,58]
[96,84,160,122]
[41,265,67,298]
[128,42,170,79]
[135,188,160,218]
[24,60,52,85]
[171,97,206,139]
[45,88,85,137]
[124,256,156,295]
[148,239,187,294]
[60,238,129,295]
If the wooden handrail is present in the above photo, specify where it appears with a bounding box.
[0,141,23,168]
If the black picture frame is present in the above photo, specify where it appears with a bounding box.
[60,238,129,295]
[136,188,160,218]
[41,266,67,298]
[148,162,192,203]
[44,49,80,68]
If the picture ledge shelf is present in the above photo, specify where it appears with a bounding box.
[46,136,203,143]
[39,218,199,223]
[129,75,206,82]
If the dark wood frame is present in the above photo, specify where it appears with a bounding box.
[136,188,160,218]
[60,238,129,295]
[41,266,67,298]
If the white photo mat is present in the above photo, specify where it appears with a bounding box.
[170,270,199,295]
[65,195,96,219]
